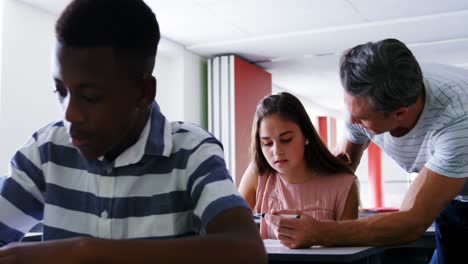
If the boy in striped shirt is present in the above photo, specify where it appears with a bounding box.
[0,0,266,263]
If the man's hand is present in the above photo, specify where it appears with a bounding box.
[0,238,85,264]
[333,140,369,172]
[266,209,320,249]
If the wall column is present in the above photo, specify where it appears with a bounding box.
[317,116,337,150]
[208,55,271,186]
[368,142,383,207]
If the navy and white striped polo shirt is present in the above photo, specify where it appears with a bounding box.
[0,102,248,244]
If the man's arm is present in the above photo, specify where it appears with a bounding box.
[239,162,258,209]
[335,139,369,172]
[0,207,267,264]
[272,167,464,248]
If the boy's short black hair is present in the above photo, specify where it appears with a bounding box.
[56,0,160,77]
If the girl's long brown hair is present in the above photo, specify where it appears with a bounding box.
[251,92,354,176]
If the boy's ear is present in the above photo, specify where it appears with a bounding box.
[138,76,156,109]
[393,106,408,121]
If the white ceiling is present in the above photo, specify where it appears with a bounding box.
[18,0,468,113]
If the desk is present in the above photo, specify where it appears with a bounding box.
[22,232,42,242]
[263,226,435,264]
[379,226,435,264]
[387,225,435,249]
[264,240,384,264]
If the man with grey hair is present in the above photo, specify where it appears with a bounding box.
[267,38,467,264]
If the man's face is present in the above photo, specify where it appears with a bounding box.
[344,92,397,135]
[52,42,144,160]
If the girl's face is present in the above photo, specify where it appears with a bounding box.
[259,114,307,175]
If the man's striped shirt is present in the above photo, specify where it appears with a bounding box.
[0,102,248,244]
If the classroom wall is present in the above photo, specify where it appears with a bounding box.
[155,37,207,127]
[0,0,207,174]
[0,0,3,111]
[0,0,58,175]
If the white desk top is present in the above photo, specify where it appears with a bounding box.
[264,239,376,255]
[425,225,435,234]
[264,239,384,263]
[22,232,42,242]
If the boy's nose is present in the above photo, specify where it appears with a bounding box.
[64,98,86,124]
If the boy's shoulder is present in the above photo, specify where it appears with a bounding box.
[168,121,223,153]
[31,120,68,144]
[170,121,217,141]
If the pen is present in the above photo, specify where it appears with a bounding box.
[254,213,300,219]
[278,214,300,219]
[253,213,265,218]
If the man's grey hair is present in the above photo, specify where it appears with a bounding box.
[339,38,424,113]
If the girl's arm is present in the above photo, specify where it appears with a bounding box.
[239,162,259,210]
[339,180,360,220]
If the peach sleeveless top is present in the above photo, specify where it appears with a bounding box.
[255,172,356,239]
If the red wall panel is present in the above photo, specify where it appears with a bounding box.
[318,117,328,146]
[368,142,383,207]
[234,56,272,186]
